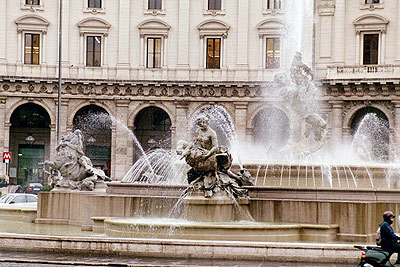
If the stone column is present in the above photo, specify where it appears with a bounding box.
[139,34,145,67]
[329,100,344,154]
[380,30,386,64]
[333,0,345,64]
[79,34,84,65]
[356,31,361,64]
[234,102,248,143]
[113,99,130,180]
[173,101,189,148]
[177,0,189,67]
[116,0,131,78]
[41,32,47,64]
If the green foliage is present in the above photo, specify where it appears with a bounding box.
[41,184,53,192]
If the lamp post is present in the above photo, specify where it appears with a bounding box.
[57,0,63,145]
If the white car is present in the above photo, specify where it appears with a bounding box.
[0,193,38,204]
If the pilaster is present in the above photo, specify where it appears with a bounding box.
[113,99,130,180]
[392,100,400,146]
[397,1,400,62]
[117,0,131,78]
[329,100,344,154]
[173,101,189,147]
[0,0,6,75]
[234,102,248,144]
[177,0,189,67]
[333,0,345,64]
[236,0,249,68]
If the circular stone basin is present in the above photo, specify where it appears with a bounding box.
[104,217,339,243]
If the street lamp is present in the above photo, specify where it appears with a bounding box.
[57,0,63,145]
[147,138,157,149]
[25,133,35,145]
[87,136,96,144]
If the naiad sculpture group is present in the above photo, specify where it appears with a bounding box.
[42,130,111,191]
[177,116,254,198]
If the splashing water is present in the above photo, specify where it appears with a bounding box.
[122,148,187,184]
[351,113,389,163]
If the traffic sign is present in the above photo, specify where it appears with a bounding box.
[3,152,11,163]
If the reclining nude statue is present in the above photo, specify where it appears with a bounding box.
[176,115,254,198]
[42,130,111,191]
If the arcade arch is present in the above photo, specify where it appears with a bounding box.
[133,106,172,159]
[9,103,51,185]
[252,107,290,152]
[349,106,389,162]
[72,105,112,176]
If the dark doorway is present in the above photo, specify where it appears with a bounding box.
[350,107,389,162]
[73,105,112,176]
[253,107,290,152]
[134,106,171,160]
[10,103,50,185]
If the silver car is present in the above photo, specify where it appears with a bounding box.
[0,193,38,204]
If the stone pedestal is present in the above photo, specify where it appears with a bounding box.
[182,189,254,222]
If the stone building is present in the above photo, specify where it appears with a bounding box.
[0,0,397,185]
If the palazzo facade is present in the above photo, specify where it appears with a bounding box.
[0,0,399,184]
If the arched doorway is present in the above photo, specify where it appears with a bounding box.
[134,106,171,160]
[350,107,389,162]
[253,107,290,153]
[10,103,51,186]
[73,105,112,176]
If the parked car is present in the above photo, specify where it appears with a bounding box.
[24,183,43,195]
[0,193,38,204]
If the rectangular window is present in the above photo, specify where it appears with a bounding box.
[206,38,220,69]
[24,33,40,65]
[363,34,379,65]
[266,38,280,69]
[88,0,102,8]
[267,0,281,9]
[148,0,162,9]
[86,36,102,67]
[25,0,40,5]
[208,0,221,10]
[147,37,162,68]
[365,0,379,3]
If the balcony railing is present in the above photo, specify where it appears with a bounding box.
[326,64,400,80]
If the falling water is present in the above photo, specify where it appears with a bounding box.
[122,148,187,184]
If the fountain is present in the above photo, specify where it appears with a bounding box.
[34,0,400,249]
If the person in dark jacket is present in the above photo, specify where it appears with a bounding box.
[380,210,400,265]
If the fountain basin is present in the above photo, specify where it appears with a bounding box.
[231,163,399,189]
[104,217,339,243]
